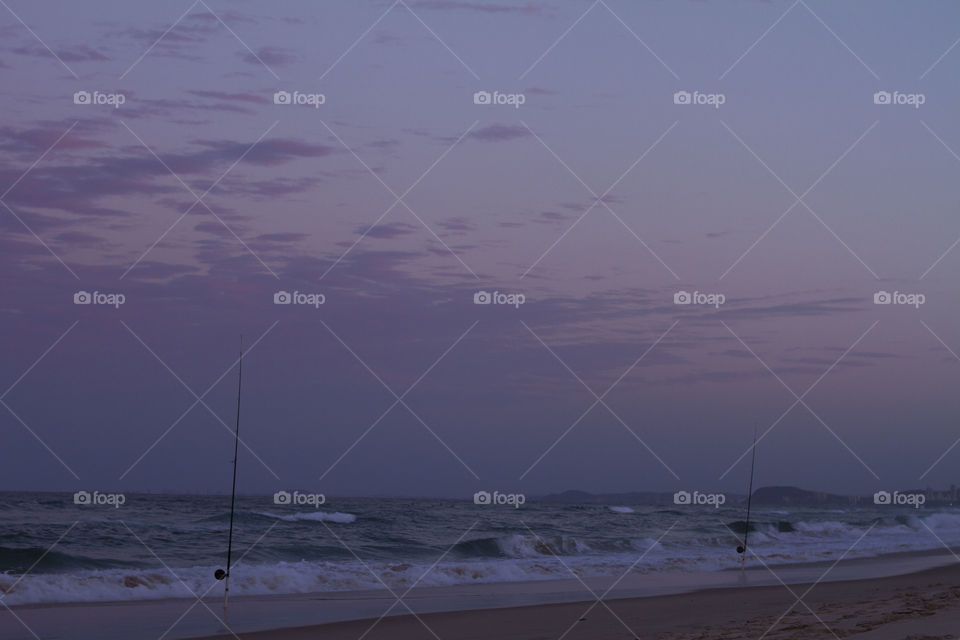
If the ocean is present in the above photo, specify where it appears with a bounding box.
[1,492,956,606]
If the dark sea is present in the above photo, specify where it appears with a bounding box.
[0,492,955,605]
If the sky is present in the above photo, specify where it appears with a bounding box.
[1,0,960,499]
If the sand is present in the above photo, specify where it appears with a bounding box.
[190,563,960,640]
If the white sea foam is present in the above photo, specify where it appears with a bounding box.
[257,511,357,523]
[5,511,960,606]
[608,506,635,513]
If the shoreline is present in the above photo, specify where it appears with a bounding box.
[190,562,960,640]
[4,550,960,639]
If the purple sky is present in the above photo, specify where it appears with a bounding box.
[1,0,960,498]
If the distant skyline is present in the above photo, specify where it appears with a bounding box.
[2,0,960,498]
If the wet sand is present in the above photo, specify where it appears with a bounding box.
[191,563,960,640]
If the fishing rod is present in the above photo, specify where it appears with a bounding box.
[736,429,757,559]
[215,337,243,613]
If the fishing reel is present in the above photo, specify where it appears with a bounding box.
[215,569,228,580]
[736,545,745,554]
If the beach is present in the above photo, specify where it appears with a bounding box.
[190,563,960,640]
[4,554,960,639]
